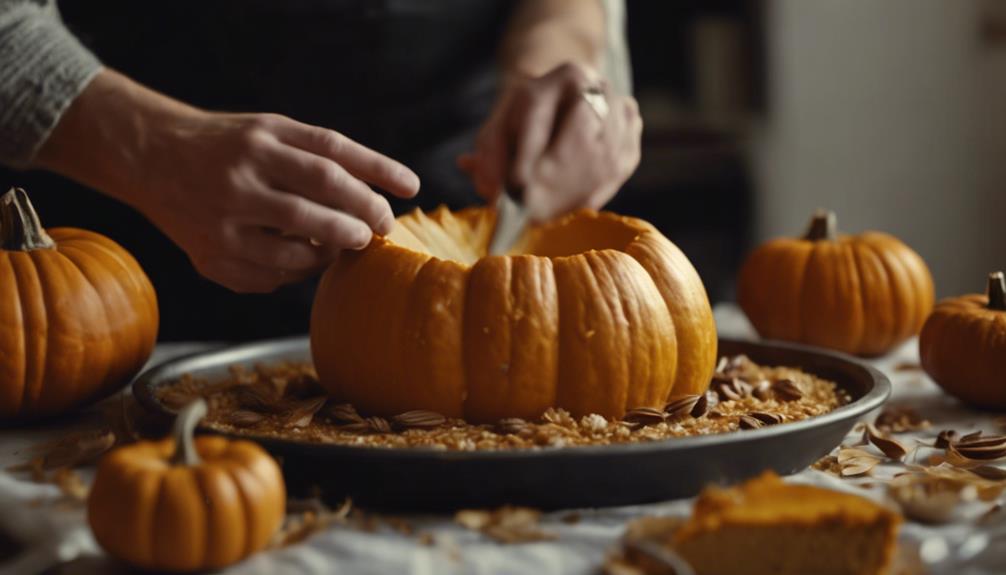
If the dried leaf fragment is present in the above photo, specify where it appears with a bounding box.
[455,506,554,544]
[41,429,116,470]
[837,447,882,477]
[866,423,909,460]
[874,407,930,433]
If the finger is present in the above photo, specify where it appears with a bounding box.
[252,190,375,250]
[271,118,420,198]
[263,143,394,234]
[510,84,564,189]
[195,257,315,294]
[234,227,332,272]
[524,100,608,219]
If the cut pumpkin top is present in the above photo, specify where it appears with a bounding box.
[386,206,644,264]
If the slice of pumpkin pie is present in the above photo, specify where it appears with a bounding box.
[670,471,901,575]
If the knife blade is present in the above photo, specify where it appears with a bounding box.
[488,190,529,256]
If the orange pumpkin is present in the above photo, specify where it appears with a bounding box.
[0,187,158,419]
[88,400,286,571]
[737,210,934,356]
[311,206,717,422]
[919,272,1006,409]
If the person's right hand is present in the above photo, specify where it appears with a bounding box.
[36,70,420,293]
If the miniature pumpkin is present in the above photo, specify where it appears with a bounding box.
[919,272,1006,409]
[737,210,934,356]
[311,206,717,422]
[88,400,286,571]
[0,187,158,419]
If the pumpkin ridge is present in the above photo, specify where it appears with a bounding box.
[39,249,98,413]
[148,473,170,569]
[61,231,160,335]
[851,243,891,355]
[21,252,55,414]
[624,235,691,396]
[586,251,633,415]
[795,244,818,344]
[51,246,117,398]
[863,238,916,344]
[840,241,867,353]
[58,244,144,387]
[2,254,28,416]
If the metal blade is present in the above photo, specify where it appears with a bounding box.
[488,192,529,256]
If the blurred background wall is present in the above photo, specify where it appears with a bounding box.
[623,0,1006,301]
[754,0,1006,298]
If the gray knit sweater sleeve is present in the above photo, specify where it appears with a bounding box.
[0,0,102,168]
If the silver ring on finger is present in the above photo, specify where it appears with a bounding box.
[581,85,610,122]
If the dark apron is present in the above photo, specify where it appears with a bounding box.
[16,1,511,340]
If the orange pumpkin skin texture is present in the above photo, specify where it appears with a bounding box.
[0,188,158,419]
[737,210,934,357]
[88,402,286,572]
[311,206,717,422]
[919,272,1006,409]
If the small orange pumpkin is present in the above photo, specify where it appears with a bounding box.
[737,210,934,356]
[919,272,1006,409]
[311,206,717,422]
[0,187,158,419]
[88,400,286,571]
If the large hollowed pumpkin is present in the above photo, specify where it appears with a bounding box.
[311,206,717,422]
[89,400,286,571]
[0,188,158,419]
[737,210,934,357]
[919,272,1006,409]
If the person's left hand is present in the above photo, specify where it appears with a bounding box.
[458,63,642,221]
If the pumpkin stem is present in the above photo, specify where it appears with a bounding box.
[803,209,838,242]
[170,399,208,466]
[989,271,1006,311]
[0,188,55,251]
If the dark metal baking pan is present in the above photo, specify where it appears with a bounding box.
[134,336,889,511]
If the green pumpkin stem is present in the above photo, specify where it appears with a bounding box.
[0,187,55,251]
[989,272,1006,311]
[803,209,838,242]
[171,399,208,466]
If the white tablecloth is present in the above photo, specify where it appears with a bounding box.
[0,305,1002,575]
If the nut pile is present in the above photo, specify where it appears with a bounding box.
[155,355,847,451]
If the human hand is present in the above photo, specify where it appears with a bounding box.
[37,71,420,293]
[458,63,642,221]
[133,111,419,292]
